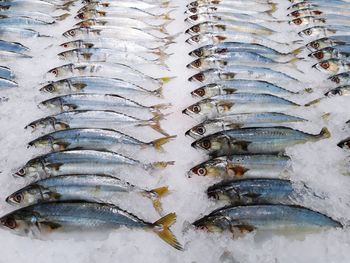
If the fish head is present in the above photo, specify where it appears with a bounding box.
[58,50,76,60]
[183,99,213,116]
[40,81,68,94]
[182,102,202,116]
[306,39,326,52]
[193,216,226,232]
[75,11,91,20]
[186,24,202,35]
[6,184,45,206]
[13,158,42,179]
[28,134,53,148]
[313,60,339,74]
[187,58,210,70]
[207,185,233,201]
[329,73,348,85]
[188,72,207,82]
[24,116,55,131]
[188,164,208,177]
[338,139,350,150]
[299,27,324,38]
[289,17,310,26]
[185,7,198,15]
[185,14,205,25]
[191,136,221,153]
[47,64,74,78]
[187,1,199,8]
[186,123,207,139]
[39,97,62,109]
[191,85,211,98]
[309,50,327,60]
[0,211,35,236]
[60,40,81,49]
[186,34,203,45]
[63,28,83,38]
[188,46,207,58]
[74,19,94,28]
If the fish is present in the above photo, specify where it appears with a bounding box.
[188,154,291,178]
[0,0,71,13]
[14,149,174,180]
[190,80,298,99]
[185,21,275,36]
[62,27,174,46]
[6,174,169,213]
[183,93,299,118]
[193,204,342,233]
[25,110,169,136]
[191,127,330,157]
[0,39,30,57]
[206,178,300,204]
[0,77,17,89]
[0,65,14,80]
[57,48,167,68]
[81,1,172,10]
[0,201,182,250]
[0,16,54,28]
[288,16,326,27]
[312,59,350,74]
[338,137,350,149]
[298,25,350,39]
[0,11,69,23]
[188,42,300,61]
[39,93,170,118]
[45,63,172,90]
[28,128,175,152]
[306,36,350,52]
[185,112,306,139]
[39,76,163,98]
[188,67,299,84]
[328,71,350,85]
[0,27,47,41]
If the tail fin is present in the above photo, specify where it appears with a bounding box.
[143,186,169,214]
[151,87,164,98]
[54,13,70,21]
[319,127,331,139]
[152,213,183,250]
[147,135,177,151]
[289,46,304,56]
[158,9,176,21]
[281,57,304,73]
[147,161,175,170]
[156,76,176,85]
[150,103,172,112]
[139,113,170,136]
[304,98,323,106]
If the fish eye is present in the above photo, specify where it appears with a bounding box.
[189,7,197,13]
[193,59,201,68]
[16,168,26,177]
[320,61,330,69]
[62,43,69,48]
[313,10,322,15]
[2,218,17,229]
[192,36,200,42]
[13,194,23,203]
[314,51,324,59]
[194,73,204,81]
[78,13,85,19]
[191,105,201,113]
[190,2,198,7]
[68,30,76,36]
[194,88,205,97]
[331,76,340,83]
[201,139,211,149]
[190,15,198,21]
[305,29,312,35]
[195,125,206,135]
[194,49,203,57]
[45,84,55,93]
[50,69,58,76]
[197,167,207,176]
[293,18,302,25]
[192,25,200,33]
[291,11,299,17]
[311,42,320,49]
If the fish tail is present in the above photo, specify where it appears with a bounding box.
[304,98,323,106]
[150,103,172,112]
[158,9,176,21]
[148,161,175,170]
[155,76,176,85]
[283,57,304,73]
[289,47,304,56]
[269,3,278,14]
[143,186,169,214]
[148,135,177,151]
[151,87,164,98]
[152,213,183,250]
[319,127,331,139]
[54,13,70,21]
[142,113,170,136]
[58,1,74,11]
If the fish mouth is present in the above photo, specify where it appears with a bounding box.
[190,141,198,148]
[182,108,189,115]
[185,129,191,136]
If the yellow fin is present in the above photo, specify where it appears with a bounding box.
[157,76,176,84]
[319,127,331,139]
[152,213,183,250]
[150,135,177,151]
[144,186,169,214]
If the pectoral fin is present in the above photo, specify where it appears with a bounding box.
[81,52,92,60]
[222,88,237,94]
[226,164,249,176]
[217,101,234,112]
[46,163,63,171]
[233,140,251,152]
[72,83,87,91]
[39,221,62,230]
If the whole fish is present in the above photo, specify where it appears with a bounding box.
[185,112,306,139]
[188,67,299,84]
[60,38,168,56]
[185,21,275,36]
[14,149,174,179]
[188,42,300,61]
[193,204,341,232]
[25,110,169,136]
[0,66,14,80]
[191,127,330,157]
[0,201,182,250]
[207,178,299,204]
[6,174,169,213]
[188,154,291,178]
[338,137,350,149]
[0,39,30,57]
[74,8,173,21]
[190,80,297,99]
[183,94,299,118]
[57,48,166,68]
[0,77,17,89]
[39,93,170,117]
[28,128,175,152]
[312,59,350,74]
[39,76,162,97]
